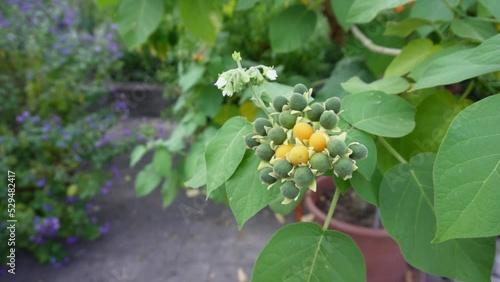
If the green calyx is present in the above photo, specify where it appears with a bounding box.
[319,110,338,130]
[272,96,289,112]
[289,93,307,111]
[259,167,277,185]
[327,138,348,157]
[309,153,330,174]
[325,97,341,114]
[279,110,298,129]
[254,118,272,136]
[307,103,324,122]
[294,166,314,188]
[273,159,293,179]
[349,143,368,160]
[268,127,287,145]
[255,143,275,162]
[281,181,300,199]
[333,157,355,180]
[244,133,260,148]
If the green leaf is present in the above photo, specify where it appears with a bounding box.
[196,86,222,119]
[269,5,318,53]
[330,0,355,31]
[385,39,441,77]
[350,168,382,205]
[316,57,375,102]
[96,0,118,9]
[115,0,164,49]
[333,174,351,193]
[465,33,500,65]
[235,0,259,10]
[135,164,162,197]
[161,175,179,208]
[178,63,205,93]
[345,129,377,178]
[252,222,366,282]
[205,117,252,197]
[340,91,416,138]
[341,76,409,95]
[179,0,222,44]
[479,0,500,20]
[384,18,432,37]
[412,48,500,91]
[152,148,172,177]
[130,145,147,167]
[410,0,454,37]
[434,94,500,241]
[213,104,240,126]
[450,18,498,42]
[226,151,281,229]
[399,90,472,159]
[241,82,294,104]
[184,160,207,189]
[380,153,495,281]
[347,0,413,23]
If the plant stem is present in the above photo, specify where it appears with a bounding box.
[322,187,341,231]
[350,26,402,56]
[378,137,408,164]
[250,86,274,119]
[459,80,475,101]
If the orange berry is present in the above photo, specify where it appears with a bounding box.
[395,5,405,13]
[288,145,310,166]
[309,131,328,152]
[292,122,314,142]
[275,144,294,159]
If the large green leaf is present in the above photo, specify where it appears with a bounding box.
[179,0,222,44]
[385,39,441,78]
[135,164,162,197]
[269,5,318,53]
[96,0,118,9]
[205,117,252,196]
[479,0,500,20]
[349,168,382,205]
[161,174,179,208]
[341,76,409,95]
[316,57,375,102]
[340,91,416,138]
[252,222,366,282]
[347,0,413,23]
[434,94,500,241]
[130,145,147,167]
[226,151,280,229]
[410,0,454,37]
[399,90,472,159]
[412,48,500,91]
[384,18,432,37]
[115,0,164,49]
[379,153,495,281]
[345,129,377,178]
[465,33,500,66]
[450,18,497,42]
[152,148,172,177]
[330,0,355,31]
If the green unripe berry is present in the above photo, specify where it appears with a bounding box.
[260,167,277,185]
[268,127,287,145]
[244,133,260,148]
[293,83,308,94]
[273,159,293,179]
[289,93,307,111]
[294,167,314,188]
[279,110,297,129]
[272,96,289,112]
[255,144,275,162]
[309,153,331,174]
[325,97,342,113]
[307,103,324,122]
[333,158,355,179]
[319,110,338,129]
[327,139,348,157]
[254,118,272,136]
[349,143,368,160]
[281,181,300,199]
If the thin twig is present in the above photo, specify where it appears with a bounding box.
[350,26,402,56]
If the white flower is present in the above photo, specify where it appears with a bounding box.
[214,76,228,89]
[222,89,234,97]
[265,69,277,81]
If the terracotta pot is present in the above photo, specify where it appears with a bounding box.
[305,176,424,282]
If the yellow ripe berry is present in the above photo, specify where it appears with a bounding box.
[309,131,327,152]
[293,122,314,143]
[288,145,310,165]
[275,144,294,159]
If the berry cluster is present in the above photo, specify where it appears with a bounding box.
[245,84,368,204]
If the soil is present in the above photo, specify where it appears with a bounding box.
[316,188,379,228]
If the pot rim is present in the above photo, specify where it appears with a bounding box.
[305,177,390,238]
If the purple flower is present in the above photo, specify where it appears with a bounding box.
[33,217,60,237]
[29,235,44,245]
[86,203,94,215]
[123,129,131,136]
[42,122,50,132]
[66,236,78,244]
[7,34,15,41]
[63,257,70,264]
[31,116,40,123]
[0,137,4,143]
[50,257,62,269]
[36,178,46,188]
[42,204,53,211]
[110,23,117,30]
[66,196,78,204]
[98,222,111,234]
[16,115,25,123]
[101,187,109,195]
